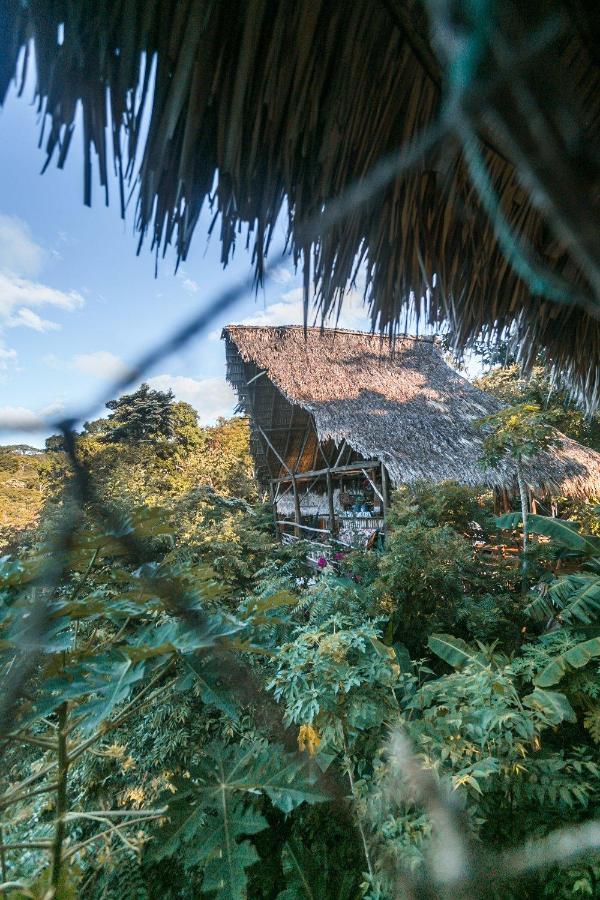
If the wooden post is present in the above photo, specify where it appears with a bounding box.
[269,480,280,540]
[326,468,336,538]
[292,475,301,538]
[381,462,390,519]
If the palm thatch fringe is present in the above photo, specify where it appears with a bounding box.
[1,2,599,400]
[224,326,600,500]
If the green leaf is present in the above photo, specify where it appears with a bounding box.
[24,653,145,728]
[201,805,266,899]
[183,654,240,720]
[393,641,413,673]
[496,512,524,530]
[523,688,577,724]
[152,741,327,896]
[277,840,355,900]
[526,574,600,624]
[496,514,600,556]
[428,634,488,670]
[72,655,146,731]
[536,638,600,687]
[126,613,246,660]
[550,574,600,625]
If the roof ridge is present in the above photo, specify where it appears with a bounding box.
[223,324,436,341]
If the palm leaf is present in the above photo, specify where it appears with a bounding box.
[536,637,600,687]
[497,514,600,556]
[527,574,600,625]
[427,634,488,670]
[523,688,577,725]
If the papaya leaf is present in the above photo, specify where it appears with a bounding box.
[181,654,240,719]
[523,688,577,725]
[428,634,488,670]
[536,638,600,687]
[23,653,145,728]
[201,805,266,899]
[125,613,245,660]
[152,741,328,897]
[69,655,146,731]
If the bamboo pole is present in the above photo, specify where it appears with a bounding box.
[293,476,301,538]
[326,468,336,537]
[269,480,279,539]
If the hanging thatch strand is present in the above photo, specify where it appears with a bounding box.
[224,325,600,499]
[1,2,599,401]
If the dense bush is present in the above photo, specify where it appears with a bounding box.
[1,399,600,898]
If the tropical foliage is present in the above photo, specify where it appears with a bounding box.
[1,387,600,898]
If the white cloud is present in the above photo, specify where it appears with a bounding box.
[0,405,43,430]
[0,347,17,371]
[0,271,84,333]
[146,374,237,424]
[7,307,61,332]
[239,285,371,331]
[182,277,199,293]
[0,271,83,316]
[72,351,129,380]
[40,399,65,419]
[0,216,85,334]
[271,265,294,285]
[0,214,46,278]
[0,400,64,442]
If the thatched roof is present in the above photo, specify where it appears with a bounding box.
[2,3,599,400]
[224,325,600,498]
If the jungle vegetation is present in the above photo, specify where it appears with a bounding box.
[1,377,600,898]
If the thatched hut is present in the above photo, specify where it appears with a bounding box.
[2,2,599,402]
[224,325,600,542]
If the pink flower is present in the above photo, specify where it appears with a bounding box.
[333,551,345,561]
[317,556,328,568]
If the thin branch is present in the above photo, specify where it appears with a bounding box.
[0,782,59,811]
[2,733,55,751]
[50,703,69,889]
[0,842,52,851]
[0,762,58,810]
[61,815,163,862]
[64,808,166,822]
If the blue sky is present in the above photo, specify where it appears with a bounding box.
[0,70,373,446]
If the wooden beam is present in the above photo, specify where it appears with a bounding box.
[280,404,296,478]
[333,440,347,469]
[275,521,331,535]
[293,424,312,474]
[293,481,302,537]
[362,468,384,503]
[269,480,280,539]
[256,423,301,536]
[381,462,390,518]
[326,468,336,536]
[272,460,381,484]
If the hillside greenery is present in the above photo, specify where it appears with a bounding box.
[1,381,600,897]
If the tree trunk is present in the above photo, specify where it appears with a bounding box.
[516,461,529,592]
[516,462,529,554]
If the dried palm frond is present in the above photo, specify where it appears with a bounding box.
[1,1,599,401]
